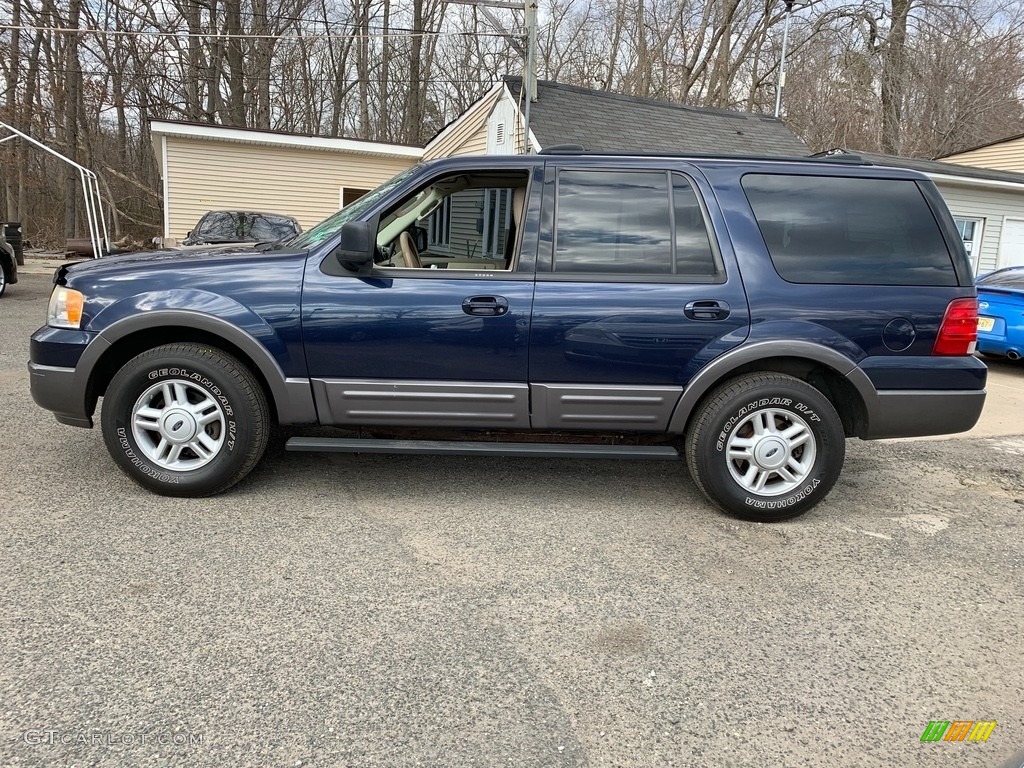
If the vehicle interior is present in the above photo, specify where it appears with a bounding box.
[374,170,530,271]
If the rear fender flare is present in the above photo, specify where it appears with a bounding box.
[667,339,876,434]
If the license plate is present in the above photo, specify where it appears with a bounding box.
[978,317,995,332]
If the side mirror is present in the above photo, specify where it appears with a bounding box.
[334,220,374,271]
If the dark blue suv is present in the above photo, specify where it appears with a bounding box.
[28,152,986,520]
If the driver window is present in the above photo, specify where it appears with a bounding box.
[375,170,529,271]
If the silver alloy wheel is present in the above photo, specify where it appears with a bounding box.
[131,379,227,471]
[725,407,816,496]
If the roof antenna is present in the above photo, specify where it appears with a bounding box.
[774,1,796,118]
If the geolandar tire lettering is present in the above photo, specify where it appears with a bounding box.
[100,343,269,498]
[685,373,845,522]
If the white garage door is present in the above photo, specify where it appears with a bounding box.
[999,218,1024,268]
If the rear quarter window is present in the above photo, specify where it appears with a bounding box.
[742,174,957,286]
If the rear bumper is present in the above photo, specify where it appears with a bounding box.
[862,389,986,439]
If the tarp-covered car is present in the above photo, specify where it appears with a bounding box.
[180,210,301,248]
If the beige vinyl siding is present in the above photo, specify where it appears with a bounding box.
[447,189,486,259]
[935,182,1024,274]
[164,137,415,243]
[450,120,491,158]
[942,137,1024,173]
[423,87,502,161]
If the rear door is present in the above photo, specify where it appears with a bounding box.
[528,162,750,431]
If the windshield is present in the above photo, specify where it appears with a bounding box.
[287,165,421,249]
[192,212,299,243]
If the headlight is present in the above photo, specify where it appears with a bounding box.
[47,286,85,329]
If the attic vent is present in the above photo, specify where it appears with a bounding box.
[495,122,505,145]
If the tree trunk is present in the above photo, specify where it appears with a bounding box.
[64,0,83,240]
[404,0,425,143]
[4,0,20,221]
[881,0,912,155]
[225,0,245,125]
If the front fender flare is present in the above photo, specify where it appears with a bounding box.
[81,309,317,425]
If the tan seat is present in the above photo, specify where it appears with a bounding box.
[399,231,421,268]
[512,186,527,227]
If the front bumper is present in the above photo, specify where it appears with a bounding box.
[28,362,92,427]
[29,326,101,428]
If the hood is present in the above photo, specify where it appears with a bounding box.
[58,245,308,283]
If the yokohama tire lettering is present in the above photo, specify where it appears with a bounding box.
[115,427,180,484]
[745,478,820,508]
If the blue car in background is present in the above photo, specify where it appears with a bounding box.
[977,266,1024,361]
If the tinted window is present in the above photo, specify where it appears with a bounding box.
[673,175,717,276]
[977,268,1024,288]
[555,170,672,274]
[554,170,717,277]
[742,174,956,286]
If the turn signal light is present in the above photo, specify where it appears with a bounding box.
[47,286,86,329]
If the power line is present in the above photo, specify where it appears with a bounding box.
[0,24,511,40]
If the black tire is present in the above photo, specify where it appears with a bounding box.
[101,343,270,497]
[0,262,7,297]
[685,373,845,522]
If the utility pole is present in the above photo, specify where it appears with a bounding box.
[521,0,538,153]
[446,0,538,154]
[774,1,795,118]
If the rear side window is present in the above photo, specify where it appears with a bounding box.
[742,174,957,286]
[553,170,718,278]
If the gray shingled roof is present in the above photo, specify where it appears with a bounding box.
[504,76,809,156]
[816,148,1024,186]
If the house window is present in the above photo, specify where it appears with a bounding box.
[481,188,513,258]
[427,196,452,250]
[954,217,983,271]
[339,187,371,208]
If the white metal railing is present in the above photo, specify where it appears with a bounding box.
[0,121,110,258]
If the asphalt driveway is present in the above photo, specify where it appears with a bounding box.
[1,271,1022,767]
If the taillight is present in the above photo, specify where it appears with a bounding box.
[933,298,978,355]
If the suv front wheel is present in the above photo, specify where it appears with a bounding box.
[685,373,845,521]
[101,343,270,496]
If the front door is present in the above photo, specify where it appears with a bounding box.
[302,165,539,429]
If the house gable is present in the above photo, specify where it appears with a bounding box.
[423,82,508,160]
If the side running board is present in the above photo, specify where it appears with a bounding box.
[285,437,681,461]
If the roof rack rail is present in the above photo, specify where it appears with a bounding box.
[539,144,587,155]
[816,152,871,165]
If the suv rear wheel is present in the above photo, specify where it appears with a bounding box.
[685,373,844,521]
[101,343,269,496]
